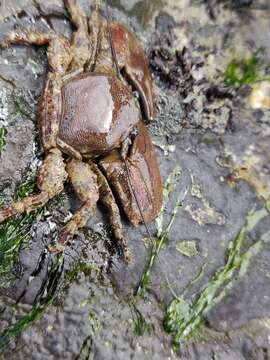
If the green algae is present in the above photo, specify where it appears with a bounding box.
[0,300,52,350]
[16,173,36,199]
[74,312,101,359]
[0,213,37,285]
[0,253,64,350]
[0,128,7,152]
[224,52,270,88]
[0,173,40,286]
[163,200,270,349]
[64,261,100,287]
[135,167,183,296]
[176,240,199,257]
[132,305,152,337]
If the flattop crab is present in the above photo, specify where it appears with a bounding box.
[0,0,162,262]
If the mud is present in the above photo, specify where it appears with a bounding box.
[0,0,270,359]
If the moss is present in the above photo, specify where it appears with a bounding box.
[163,199,270,349]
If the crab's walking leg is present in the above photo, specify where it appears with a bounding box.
[64,0,91,71]
[0,149,67,223]
[90,163,130,262]
[49,159,99,253]
[0,30,71,151]
[64,0,88,29]
[87,2,101,70]
[1,31,71,73]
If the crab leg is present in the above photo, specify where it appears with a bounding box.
[64,0,88,29]
[64,0,92,71]
[1,30,71,74]
[48,159,99,253]
[0,29,72,152]
[87,2,101,70]
[0,149,67,223]
[64,0,101,72]
[90,163,130,262]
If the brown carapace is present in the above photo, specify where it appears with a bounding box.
[0,0,162,262]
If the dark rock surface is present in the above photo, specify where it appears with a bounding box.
[0,0,270,359]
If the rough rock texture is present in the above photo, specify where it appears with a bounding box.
[0,0,270,359]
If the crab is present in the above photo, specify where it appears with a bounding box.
[0,0,163,262]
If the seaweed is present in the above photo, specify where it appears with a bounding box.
[0,300,52,350]
[176,240,199,257]
[75,313,101,360]
[75,335,93,360]
[135,167,183,296]
[15,173,36,199]
[0,253,64,350]
[164,199,270,349]
[0,128,7,152]
[132,306,151,336]
[64,261,100,287]
[0,213,37,284]
[0,173,39,286]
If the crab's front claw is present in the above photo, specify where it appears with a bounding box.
[111,22,155,122]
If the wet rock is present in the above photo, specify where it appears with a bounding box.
[0,84,36,197]
[0,0,270,359]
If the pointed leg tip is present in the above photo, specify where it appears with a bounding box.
[0,206,16,223]
[124,251,132,264]
[117,243,132,264]
[47,229,72,254]
[47,243,65,254]
[0,37,9,49]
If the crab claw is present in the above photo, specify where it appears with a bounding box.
[110,22,155,122]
